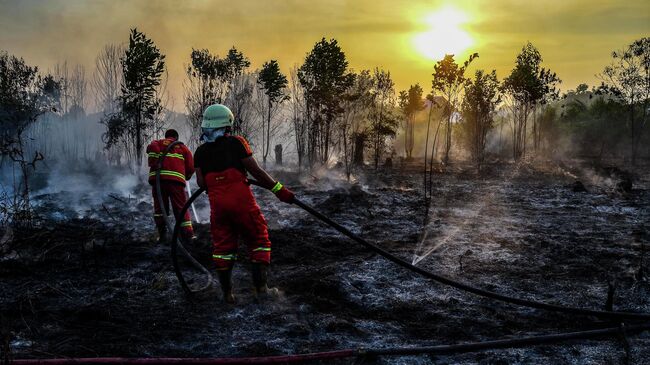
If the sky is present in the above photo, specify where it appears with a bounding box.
[0,0,648,112]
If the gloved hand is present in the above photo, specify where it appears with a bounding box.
[271,182,294,203]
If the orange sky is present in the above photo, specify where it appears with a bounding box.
[1,0,648,112]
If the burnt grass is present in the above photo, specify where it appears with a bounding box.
[1,160,650,364]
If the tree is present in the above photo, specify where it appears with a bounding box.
[339,69,373,179]
[502,42,559,160]
[298,38,354,167]
[0,51,57,210]
[599,37,650,165]
[257,60,288,165]
[369,68,399,169]
[102,28,165,171]
[184,47,251,149]
[460,70,500,171]
[575,83,589,94]
[225,71,256,138]
[93,44,125,115]
[398,84,425,159]
[431,53,478,165]
[288,65,307,171]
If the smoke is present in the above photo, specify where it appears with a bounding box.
[393,103,445,160]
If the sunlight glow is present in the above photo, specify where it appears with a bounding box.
[413,6,474,61]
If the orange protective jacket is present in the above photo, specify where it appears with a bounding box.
[146,138,194,185]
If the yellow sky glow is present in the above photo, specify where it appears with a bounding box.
[0,0,648,112]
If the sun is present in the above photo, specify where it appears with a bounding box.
[413,6,474,61]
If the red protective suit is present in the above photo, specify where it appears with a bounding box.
[205,168,271,269]
[194,135,272,270]
[146,137,194,238]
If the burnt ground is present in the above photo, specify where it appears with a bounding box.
[1,160,650,364]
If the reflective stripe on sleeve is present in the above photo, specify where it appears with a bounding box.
[253,247,271,252]
[212,254,237,260]
[271,182,283,193]
[180,221,192,228]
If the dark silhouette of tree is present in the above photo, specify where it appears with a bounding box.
[460,70,500,171]
[0,51,57,210]
[502,42,559,160]
[288,65,307,171]
[339,69,373,179]
[398,84,425,159]
[369,68,399,169]
[575,83,589,94]
[102,28,165,171]
[257,60,288,165]
[598,37,649,165]
[184,47,251,147]
[431,53,478,165]
[298,38,354,167]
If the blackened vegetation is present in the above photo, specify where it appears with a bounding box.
[1,161,649,363]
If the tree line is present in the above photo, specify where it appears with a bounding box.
[1,28,649,215]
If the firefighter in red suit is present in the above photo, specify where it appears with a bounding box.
[147,129,195,242]
[194,104,294,304]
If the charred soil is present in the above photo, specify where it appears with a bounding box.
[1,160,650,364]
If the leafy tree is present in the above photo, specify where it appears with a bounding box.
[431,53,478,165]
[103,29,166,171]
[399,84,425,159]
[298,38,354,166]
[184,47,251,148]
[502,42,559,160]
[369,68,399,169]
[257,60,288,165]
[559,97,626,160]
[575,83,589,94]
[460,70,500,171]
[339,69,373,179]
[599,37,649,165]
[0,51,57,210]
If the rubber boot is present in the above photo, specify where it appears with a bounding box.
[251,263,281,301]
[217,269,235,304]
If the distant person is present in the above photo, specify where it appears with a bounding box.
[146,129,195,243]
[193,104,294,304]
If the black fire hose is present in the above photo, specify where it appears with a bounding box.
[171,180,650,321]
[155,141,213,293]
[171,187,208,295]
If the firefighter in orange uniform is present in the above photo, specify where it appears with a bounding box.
[147,129,195,242]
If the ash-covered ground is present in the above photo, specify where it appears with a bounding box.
[1,160,649,364]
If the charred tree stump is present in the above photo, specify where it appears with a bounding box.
[353,134,365,166]
[606,279,616,312]
[274,144,283,166]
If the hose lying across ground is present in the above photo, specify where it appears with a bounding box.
[161,175,650,361]
[172,180,650,321]
[9,324,650,364]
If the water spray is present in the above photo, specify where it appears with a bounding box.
[185,180,200,223]
[171,180,650,321]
